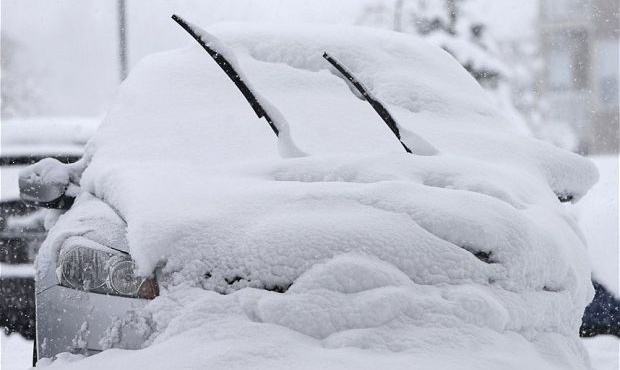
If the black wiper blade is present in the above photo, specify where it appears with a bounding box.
[323,52,412,154]
[172,14,279,136]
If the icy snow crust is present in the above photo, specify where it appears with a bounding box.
[40,23,598,369]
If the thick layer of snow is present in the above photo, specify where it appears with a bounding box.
[18,158,86,200]
[36,22,599,369]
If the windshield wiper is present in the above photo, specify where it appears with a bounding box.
[172,14,280,137]
[323,52,412,154]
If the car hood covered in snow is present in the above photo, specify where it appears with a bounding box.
[41,22,599,369]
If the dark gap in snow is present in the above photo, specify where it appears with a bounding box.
[0,154,81,166]
[473,250,494,264]
[264,283,291,294]
[207,273,290,294]
[542,285,563,293]
[461,246,494,264]
[224,275,245,285]
[555,192,574,203]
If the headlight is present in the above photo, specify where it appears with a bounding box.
[109,257,145,296]
[58,246,158,299]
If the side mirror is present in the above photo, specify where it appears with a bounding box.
[19,158,75,210]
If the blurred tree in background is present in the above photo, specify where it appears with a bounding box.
[357,0,576,150]
[1,33,41,119]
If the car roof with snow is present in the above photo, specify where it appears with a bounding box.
[42,21,598,369]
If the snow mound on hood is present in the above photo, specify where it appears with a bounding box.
[40,21,598,369]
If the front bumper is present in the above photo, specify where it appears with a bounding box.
[36,285,148,360]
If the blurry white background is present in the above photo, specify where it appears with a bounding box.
[2,0,535,117]
[2,0,617,154]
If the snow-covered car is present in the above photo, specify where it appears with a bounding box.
[22,16,600,369]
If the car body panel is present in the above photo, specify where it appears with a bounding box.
[36,285,148,359]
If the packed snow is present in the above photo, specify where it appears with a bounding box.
[32,22,600,369]
[18,158,86,200]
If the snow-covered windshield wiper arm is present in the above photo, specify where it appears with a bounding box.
[172,14,279,136]
[323,52,412,154]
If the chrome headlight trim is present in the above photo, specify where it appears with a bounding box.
[59,246,114,291]
[58,245,157,299]
[108,257,144,296]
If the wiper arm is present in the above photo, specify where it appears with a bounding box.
[323,52,412,154]
[172,14,279,136]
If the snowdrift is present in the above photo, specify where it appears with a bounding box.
[37,22,598,369]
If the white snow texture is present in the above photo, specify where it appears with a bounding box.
[36,21,599,369]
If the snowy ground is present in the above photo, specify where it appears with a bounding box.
[582,335,619,370]
[575,156,619,297]
[578,155,620,370]
[0,333,614,370]
[0,332,32,370]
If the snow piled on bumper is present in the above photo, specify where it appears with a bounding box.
[41,22,599,369]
